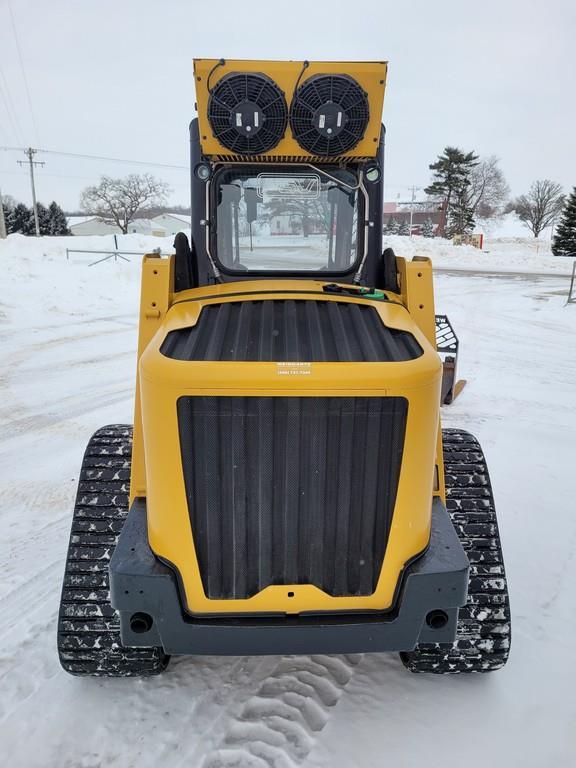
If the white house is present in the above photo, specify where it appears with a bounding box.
[126,218,167,236]
[67,216,122,236]
[151,213,191,235]
[67,212,190,237]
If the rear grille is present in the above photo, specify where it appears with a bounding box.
[162,300,422,362]
[178,396,408,600]
[213,154,367,163]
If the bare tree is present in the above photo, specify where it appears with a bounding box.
[80,174,170,234]
[514,180,565,238]
[468,156,510,220]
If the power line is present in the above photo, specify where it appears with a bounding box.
[39,148,188,170]
[0,64,25,145]
[0,145,188,170]
[0,168,114,181]
[1,168,190,186]
[7,0,40,144]
[385,184,428,189]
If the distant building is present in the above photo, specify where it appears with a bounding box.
[383,202,444,235]
[126,218,167,236]
[151,213,191,235]
[269,212,324,236]
[67,212,190,237]
[67,216,121,236]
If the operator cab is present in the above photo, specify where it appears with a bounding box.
[214,166,359,275]
[180,60,390,290]
[184,127,387,289]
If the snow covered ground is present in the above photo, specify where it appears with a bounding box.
[1,233,575,767]
[383,233,571,275]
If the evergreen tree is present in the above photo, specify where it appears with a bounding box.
[552,187,576,256]
[398,218,410,236]
[426,146,478,235]
[385,216,399,235]
[39,203,52,234]
[47,201,71,235]
[2,202,15,234]
[25,203,51,235]
[422,217,435,237]
[446,190,475,237]
[11,203,31,233]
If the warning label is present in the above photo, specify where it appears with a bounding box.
[276,362,312,376]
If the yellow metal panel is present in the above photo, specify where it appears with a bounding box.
[193,59,387,160]
[130,254,174,502]
[395,257,445,502]
[436,421,446,503]
[396,256,437,347]
[137,281,442,615]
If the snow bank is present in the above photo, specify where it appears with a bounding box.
[1,228,572,325]
[383,233,571,274]
[0,233,171,321]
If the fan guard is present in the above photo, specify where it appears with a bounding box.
[290,74,370,156]
[208,72,288,154]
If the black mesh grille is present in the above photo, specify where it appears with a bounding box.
[161,300,422,362]
[290,74,370,156]
[178,396,408,600]
[208,72,288,155]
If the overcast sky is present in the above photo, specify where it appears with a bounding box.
[0,0,574,210]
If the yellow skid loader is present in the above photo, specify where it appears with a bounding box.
[58,60,510,676]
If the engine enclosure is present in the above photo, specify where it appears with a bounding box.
[130,268,443,616]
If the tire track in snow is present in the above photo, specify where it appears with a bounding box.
[0,510,69,724]
[1,557,62,627]
[0,319,136,441]
[201,654,362,768]
[0,511,69,602]
[0,313,138,724]
[0,312,136,340]
[0,475,75,588]
[0,386,133,443]
[0,554,64,724]
[0,611,62,725]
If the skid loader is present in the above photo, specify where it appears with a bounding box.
[57,59,510,676]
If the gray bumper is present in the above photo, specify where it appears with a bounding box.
[110,498,469,655]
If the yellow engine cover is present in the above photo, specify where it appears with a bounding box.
[135,280,442,616]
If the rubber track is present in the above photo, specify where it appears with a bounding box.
[400,428,511,673]
[57,425,169,677]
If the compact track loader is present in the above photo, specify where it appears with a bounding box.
[58,59,510,676]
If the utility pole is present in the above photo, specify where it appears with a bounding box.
[408,186,423,236]
[409,185,416,236]
[0,188,6,239]
[438,198,448,238]
[17,147,44,236]
[410,185,423,237]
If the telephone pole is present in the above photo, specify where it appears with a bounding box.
[409,185,424,236]
[0,188,6,239]
[17,147,44,236]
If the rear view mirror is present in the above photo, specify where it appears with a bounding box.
[245,188,258,223]
[327,187,340,205]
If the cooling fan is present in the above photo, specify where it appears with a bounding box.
[290,73,370,156]
[207,72,288,154]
